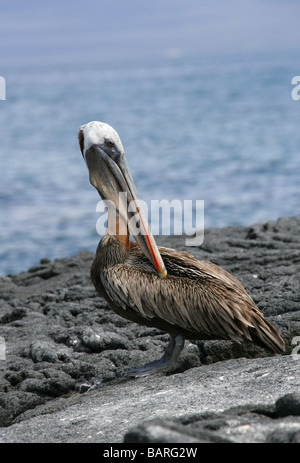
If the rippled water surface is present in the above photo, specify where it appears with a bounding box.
[1,53,299,274]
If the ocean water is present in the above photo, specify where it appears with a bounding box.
[0,52,299,275]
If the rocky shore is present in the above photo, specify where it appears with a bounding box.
[0,216,300,442]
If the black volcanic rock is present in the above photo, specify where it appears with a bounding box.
[0,216,299,442]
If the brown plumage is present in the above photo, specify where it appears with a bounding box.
[91,228,284,353]
[79,121,285,377]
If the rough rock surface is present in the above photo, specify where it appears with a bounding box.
[0,216,299,442]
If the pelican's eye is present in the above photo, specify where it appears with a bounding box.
[105,140,114,149]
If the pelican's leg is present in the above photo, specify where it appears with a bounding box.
[125,334,185,378]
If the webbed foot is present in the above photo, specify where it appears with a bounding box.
[125,334,185,378]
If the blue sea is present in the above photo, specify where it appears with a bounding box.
[1,52,299,275]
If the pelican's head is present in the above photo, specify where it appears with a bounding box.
[79,121,125,161]
[78,121,167,278]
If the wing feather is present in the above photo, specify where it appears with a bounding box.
[101,262,260,343]
[99,243,284,352]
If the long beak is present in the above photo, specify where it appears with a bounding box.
[84,144,167,278]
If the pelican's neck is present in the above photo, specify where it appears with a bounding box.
[106,207,131,251]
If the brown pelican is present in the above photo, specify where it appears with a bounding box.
[78,121,285,377]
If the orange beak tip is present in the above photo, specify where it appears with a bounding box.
[159,268,168,279]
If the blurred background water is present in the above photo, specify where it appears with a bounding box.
[0,1,299,275]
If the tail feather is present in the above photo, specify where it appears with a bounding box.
[249,315,285,354]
